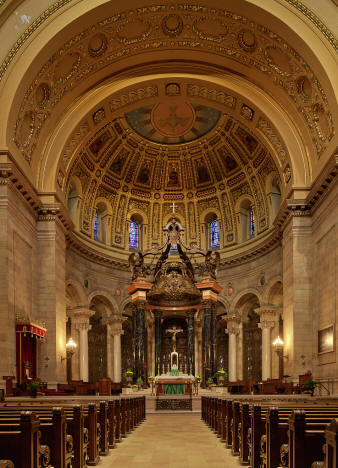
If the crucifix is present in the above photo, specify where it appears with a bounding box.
[170,202,177,214]
[166,325,183,351]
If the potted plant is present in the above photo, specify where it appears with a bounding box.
[136,376,143,390]
[148,375,154,384]
[195,375,201,384]
[123,370,134,386]
[207,377,213,388]
[302,379,318,396]
[27,380,41,398]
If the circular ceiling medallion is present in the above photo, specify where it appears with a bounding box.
[237,29,257,53]
[152,101,194,137]
[161,14,183,37]
[88,33,107,57]
[125,103,221,144]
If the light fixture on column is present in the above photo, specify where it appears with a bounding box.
[272,336,288,359]
[61,337,77,361]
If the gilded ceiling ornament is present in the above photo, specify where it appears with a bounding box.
[264,46,293,77]
[165,83,181,96]
[161,14,183,37]
[35,83,50,109]
[116,18,152,45]
[237,29,257,53]
[92,108,106,124]
[296,76,312,100]
[88,33,108,57]
[192,17,228,42]
[240,104,254,121]
[14,110,35,151]
[54,52,81,84]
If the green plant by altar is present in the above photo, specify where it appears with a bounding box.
[136,376,143,384]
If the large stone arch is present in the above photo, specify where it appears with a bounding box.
[229,287,262,315]
[0,1,336,194]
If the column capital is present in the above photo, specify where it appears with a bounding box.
[226,315,241,335]
[75,322,92,331]
[106,314,125,336]
[255,305,281,323]
[70,307,94,328]
[202,299,216,310]
[258,321,275,330]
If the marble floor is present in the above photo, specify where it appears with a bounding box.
[99,413,241,468]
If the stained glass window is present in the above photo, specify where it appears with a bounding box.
[94,210,99,240]
[129,221,139,249]
[249,208,255,237]
[210,219,220,248]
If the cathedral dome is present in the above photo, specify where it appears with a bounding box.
[64,76,284,264]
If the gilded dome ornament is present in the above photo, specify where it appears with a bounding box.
[161,14,184,37]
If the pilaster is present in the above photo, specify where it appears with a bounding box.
[282,202,312,380]
[37,204,67,386]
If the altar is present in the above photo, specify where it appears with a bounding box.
[155,372,195,395]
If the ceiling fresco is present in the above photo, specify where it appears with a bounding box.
[125,101,221,144]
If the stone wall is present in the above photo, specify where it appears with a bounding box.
[312,182,338,393]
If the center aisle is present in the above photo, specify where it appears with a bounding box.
[100,413,241,468]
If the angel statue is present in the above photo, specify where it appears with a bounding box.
[200,250,220,279]
[129,251,146,280]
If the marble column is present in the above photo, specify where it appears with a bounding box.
[203,303,211,384]
[113,332,122,383]
[256,306,280,381]
[227,316,241,382]
[107,315,124,383]
[132,304,139,376]
[187,311,195,376]
[210,307,216,376]
[133,301,147,382]
[79,323,91,382]
[154,311,162,376]
[72,308,94,383]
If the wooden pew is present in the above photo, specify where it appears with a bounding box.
[288,410,326,468]
[264,408,338,468]
[0,407,72,468]
[324,419,338,468]
[0,411,43,468]
[0,402,95,466]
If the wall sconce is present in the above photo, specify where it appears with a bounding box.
[61,337,77,361]
[272,336,288,359]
